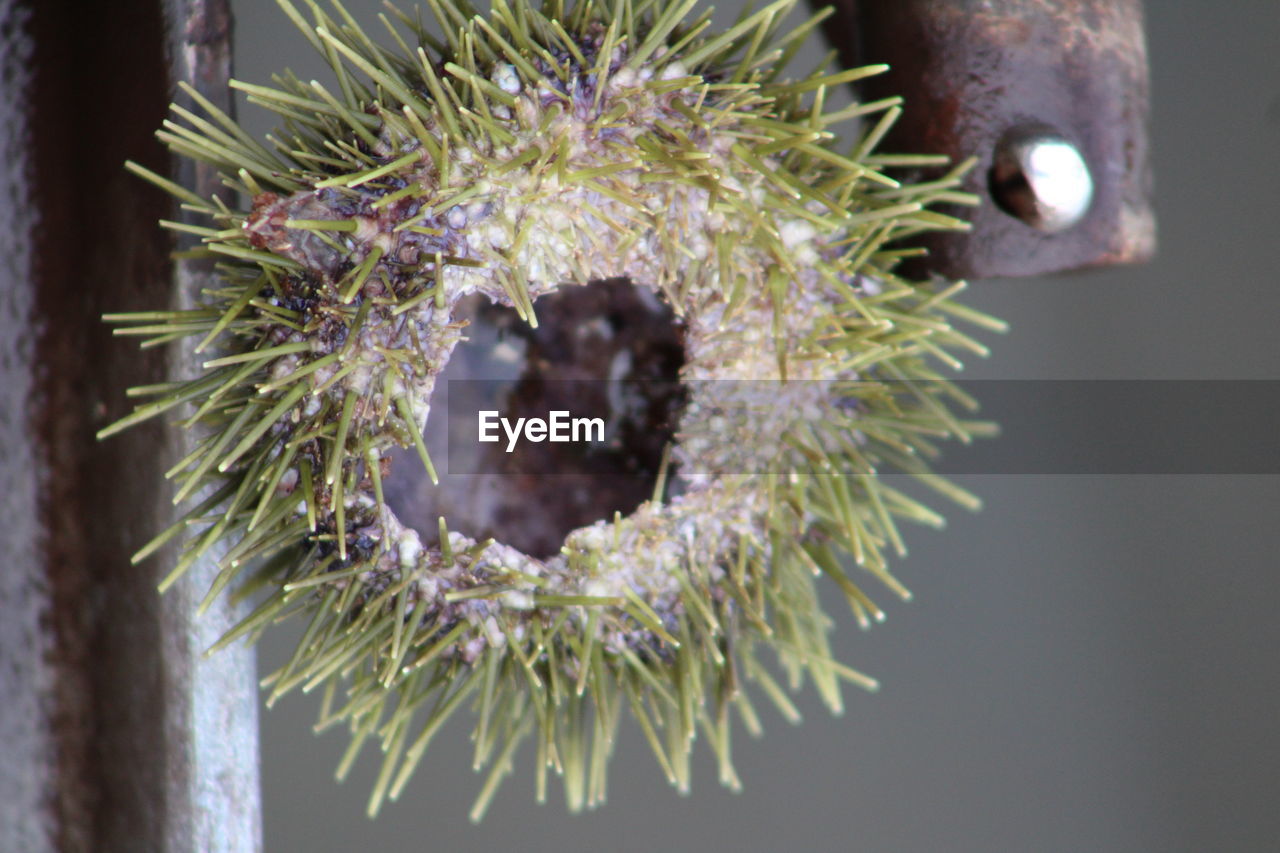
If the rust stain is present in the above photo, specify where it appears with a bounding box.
[25,1,174,849]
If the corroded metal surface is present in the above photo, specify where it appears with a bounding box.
[827,0,1155,278]
[162,2,264,849]
[0,0,260,850]
[1,2,176,848]
[0,3,52,850]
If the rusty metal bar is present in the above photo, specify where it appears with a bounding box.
[161,2,264,848]
[0,1,260,850]
[824,0,1156,278]
[1,12,52,852]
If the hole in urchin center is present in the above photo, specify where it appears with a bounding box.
[383,278,686,558]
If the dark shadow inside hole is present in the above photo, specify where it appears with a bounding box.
[382,278,686,558]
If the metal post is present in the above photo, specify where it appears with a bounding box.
[0,1,260,850]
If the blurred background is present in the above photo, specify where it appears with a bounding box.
[232,1,1280,850]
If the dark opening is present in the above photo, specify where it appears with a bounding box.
[382,278,686,557]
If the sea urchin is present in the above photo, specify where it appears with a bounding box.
[103,0,1004,819]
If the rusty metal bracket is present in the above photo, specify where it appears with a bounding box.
[0,1,260,850]
[825,0,1156,278]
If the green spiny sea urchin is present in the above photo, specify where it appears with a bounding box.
[102,0,1005,819]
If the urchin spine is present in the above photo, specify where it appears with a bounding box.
[102,0,1005,818]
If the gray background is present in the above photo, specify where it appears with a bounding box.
[233,1,1280,850]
